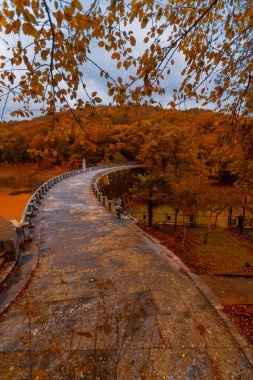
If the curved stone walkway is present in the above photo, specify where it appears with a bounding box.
[0,169,252,379]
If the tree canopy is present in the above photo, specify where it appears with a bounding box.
[0,0,252,122]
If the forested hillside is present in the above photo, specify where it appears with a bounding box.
[0,105,251,187]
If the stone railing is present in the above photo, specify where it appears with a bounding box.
[19,168,84,244]
[18,162,142,243]
[91,163,144,219]
[0,218,20,285]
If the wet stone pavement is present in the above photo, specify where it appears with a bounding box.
[0,169,252,379]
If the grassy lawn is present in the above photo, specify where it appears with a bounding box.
[188,228,253,275]
[140,224,253,276]
[223,305,253,345]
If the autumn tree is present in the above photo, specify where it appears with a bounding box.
[169,178,200,249]
[138,117,206,185]
[0,0,252,125]
[196,181,241,243]
[131,173,168,227]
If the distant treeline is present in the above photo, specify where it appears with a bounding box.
[0,105,251,184]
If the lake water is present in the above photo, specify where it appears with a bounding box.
[0,191,32,221]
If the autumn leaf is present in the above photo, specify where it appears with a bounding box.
[0,0,251,125]
[22,23,39,38]
[112,52,120,60]
[72,0,82,10]
[129,35,136,46]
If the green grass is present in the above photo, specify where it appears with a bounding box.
[188,228,253,275]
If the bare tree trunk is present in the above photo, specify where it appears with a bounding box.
[214,206,227,227]
[148,199,153,228]
[204,218,212,244]
[174,208,178,232]
[182,214,187,250]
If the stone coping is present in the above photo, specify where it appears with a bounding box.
[0,218,20,288]
[0,217,17,241]
[90,164,144,219]
[20,162,141,224]
[0,163,139,292]
[91,166,253,360]
[132,223,252,362]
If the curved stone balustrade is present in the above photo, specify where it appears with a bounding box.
[0,218,20,287]
[19,162,142,244]
[0,162,142,290]
[90,164,144,219]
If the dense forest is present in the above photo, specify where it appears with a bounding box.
[0,105,251,188]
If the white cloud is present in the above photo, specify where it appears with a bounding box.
[0,2,207,121]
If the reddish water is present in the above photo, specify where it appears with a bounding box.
[0,192,32,221]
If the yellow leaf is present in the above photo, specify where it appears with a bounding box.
[73,0,82,10]
[12,19,21,33]
[141,19,148,28]
[41,50,48,61]
[112,52,120,60]
[5,24,12,34]
[130,35,136,46]
[22,23,39,38]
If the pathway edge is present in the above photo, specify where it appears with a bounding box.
[129,222,253,366]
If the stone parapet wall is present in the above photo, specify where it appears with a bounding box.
[20,162,143,242]
[0,162,142,296]
[91,163,144,219]
[0,218,20,282]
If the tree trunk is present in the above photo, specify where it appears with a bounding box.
[203,231,210,244]
[182,214,187,250]
[148,199,153,227]
[174,208,178,232]
[228,206,233,226]
[240,197,247,234]
[204,219,211,244]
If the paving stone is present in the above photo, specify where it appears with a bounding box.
[207,347,253,379]
[0,321,30,351]
[70,349,118,379]
[0,351,30,380]
[31,349,71,379]
[157,314,206,349]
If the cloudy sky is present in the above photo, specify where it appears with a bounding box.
[0,3,203,122]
